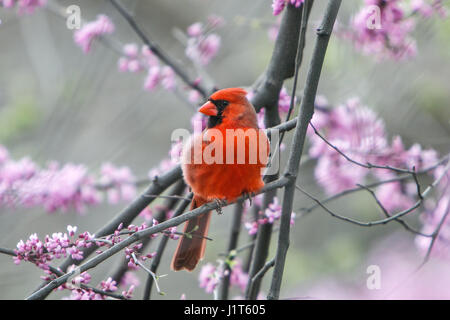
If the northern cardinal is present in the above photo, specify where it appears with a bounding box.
[171,88,269,271]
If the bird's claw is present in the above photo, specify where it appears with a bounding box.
[243,192,254,206]
[214,198,226,215]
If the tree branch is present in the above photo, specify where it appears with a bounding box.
[108,0,209,98]
[295,159,450,227]
[0,247,126,300]
[143,193,192,299]
[108,179,186,284]
[31,165,182,299]
[268,0,342,300]
[26,176,290,300]
[218,200,244,300]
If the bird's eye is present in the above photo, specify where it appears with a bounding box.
[209,99,229,110]
[219,100,229,108]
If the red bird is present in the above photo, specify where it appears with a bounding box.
[171,88,269,271]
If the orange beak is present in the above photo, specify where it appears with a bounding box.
[198,101,218,116]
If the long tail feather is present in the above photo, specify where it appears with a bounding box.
[171,196,211,271]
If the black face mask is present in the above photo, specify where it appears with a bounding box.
[207,98,229,128]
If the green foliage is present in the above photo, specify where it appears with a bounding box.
[0,95,39,143]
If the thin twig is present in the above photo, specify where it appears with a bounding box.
[247,258,275,300]
[143,193,192,300]
[295,159,450,227]
[356,184,432,237]
[109,0,209,98]
[108,180,186,284]
[309,122,417,175]
[132,252,165,296]
[421,197,450,265]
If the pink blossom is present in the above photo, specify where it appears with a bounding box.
[67,246,83,260]
[187,22,204,37]
[120,271,140,288]
[165,226,180,240]
[66,289,103,300]
[161,66,176,91]
[141,45,159,67]
[127,59,141,73]
[188,89,202,104]
[344,0,422,60]
[244,197,296,235]
[1,0,47,14]
[411,0,447,18]
[123,43,139,58]
[74,14,115,54]
[416,195,450,259]
[245,221,259,235]
[272,0,304,16]
[122,285,135,299]
[100,277,118,292]
[0,151,104,213]
[139,206,153,221]
[278,87,295,115]
[207,14,225,28]
[376,181,416,212]
[256,109,265,129]
[265,197,282,223]
[229,259,249,293]
[199,263,220,293]
[117,57,129,72]
[99,163,137,204]
[272,0,287,16]
[143,66,160,91]
[186,34,221,66]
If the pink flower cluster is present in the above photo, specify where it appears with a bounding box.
[74,14,115,53]
[12,221,184,298]
[307,96,450,258]
[0,145,140,213]
[345,0,447,60]
[185,16,224,66]
[60,266,135,300]
[272,0,304,16]
[13,225,94,269]
[199,258,249,294]
[248,86,295,130]
[118,43,177,92]
[308,96,438,198]
[99,163,136,204]
[0,0,46,14]
[244,197,296,235]
[64,280,134,300]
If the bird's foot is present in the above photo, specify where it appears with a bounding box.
[213,198,227,215]
[243,192,255,206]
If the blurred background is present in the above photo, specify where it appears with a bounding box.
[0,0,449,299]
